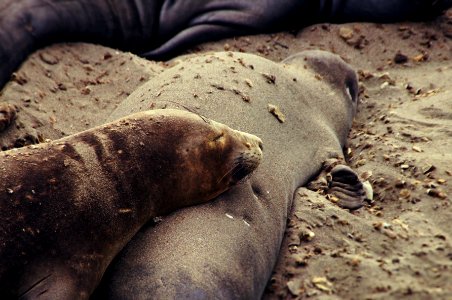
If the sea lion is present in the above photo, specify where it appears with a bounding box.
[1,0,450,89]
[0,108,263,299]
[92,50,363,298]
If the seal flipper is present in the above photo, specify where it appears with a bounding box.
[142,24,245,60]
[327,165,367,210]
[307,161,368,210]
[0,0,160,89]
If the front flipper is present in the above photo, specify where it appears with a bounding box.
[326,165,368,210]
[307,159,371,210]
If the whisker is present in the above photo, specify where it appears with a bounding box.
[217,158,246,184]
[217,164,237,184]
[231,165,245,177]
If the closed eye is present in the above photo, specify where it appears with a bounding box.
[345,78,358,103]
[213,132,224,142]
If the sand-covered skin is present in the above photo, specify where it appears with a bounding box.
[0,9,451,300]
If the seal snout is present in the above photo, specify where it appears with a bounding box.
[230,132,263,183]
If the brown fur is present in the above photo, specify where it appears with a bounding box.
[0,109,262,299]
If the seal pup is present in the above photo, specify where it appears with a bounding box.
[93,50,363,298]
[0,109,263,299]
[1,0,450,89]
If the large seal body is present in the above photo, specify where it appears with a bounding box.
[0,109,262,299]
[92,50,358,298]
[1,0,449,88]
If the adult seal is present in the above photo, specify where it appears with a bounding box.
[93,50,364,298]
[0,109,263,299]
[1,0,450,88]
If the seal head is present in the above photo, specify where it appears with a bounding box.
[151,110,263,213]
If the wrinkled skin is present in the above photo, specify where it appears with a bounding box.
[1,0,450,88]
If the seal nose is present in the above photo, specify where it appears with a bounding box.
[236,130,263,152]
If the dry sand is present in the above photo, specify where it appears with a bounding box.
[0,8,451,300]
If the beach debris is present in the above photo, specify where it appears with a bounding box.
[293,254,309,267]
[312,277,333,294]
[211,83,225,90]
[405,83,425,96]
[378,73,396,85]
[39,52,59,65]
[81,86,91,95]
[152,216,163,224]
[412,146,422,152]
[355,158,367,167]
[338,26,368,48]
[399,189,411,199]
[373,222,390,230]
[225,213,234,219]
[299,229,316,242]
[0,103,18,132]
[103,52,112,60]
[398,25,416,38]
[267,104,286,123]
[394,52,408,64]
[232,87,250,102]
[373,222,397,239]
[348,256,362,267]
[287,278,304,296]
[413,88,439,100]
[427,189,447,199]
[118,208,132,214]
[339,27,354,40]
[422,164,436,174]
[412,53,429,62]
[363,180,373,201]
[244,78,253,88]
[261,73,276,84]
[392,219,409,232]
[357,69,374,80]
[360,170,373,181]
[394,179,406,188]
[11,72,28,85]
